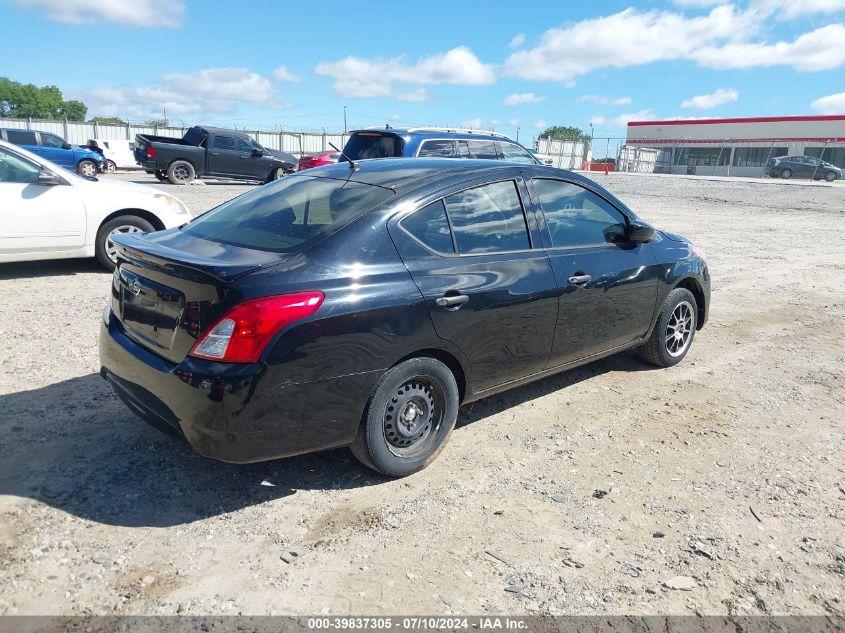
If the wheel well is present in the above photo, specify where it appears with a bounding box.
[99,208,166,232]
[675,277,706,330]
[395,348,467,403]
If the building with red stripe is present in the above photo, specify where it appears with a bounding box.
[625,115,845,177]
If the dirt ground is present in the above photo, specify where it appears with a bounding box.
[0,172,843,617]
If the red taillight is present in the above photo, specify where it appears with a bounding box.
[189,292,324,363]
[146,146,156,159]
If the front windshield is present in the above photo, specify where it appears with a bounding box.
[181,176,393,252]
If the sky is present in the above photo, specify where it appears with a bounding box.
[1,0,844,140]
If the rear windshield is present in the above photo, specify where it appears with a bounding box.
[342,133,404,160]
[181,176,393,252]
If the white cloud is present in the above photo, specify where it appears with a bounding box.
[578,95,632,106]
[84,68,281,120]
[533,119,548,129]
[694,24,845,71]
[671,0,723,7]
[811,92,845,114]
[390,114,403,122]
[508,33,526,48]
[504,92,545,106]
[681,88,739,109]
[751,0,845,20]
[272,66,300,82]
[509,118,520,127]
[12,0,184,27]
[504,6,757,82]
[397,88,429,102]
[613,109,655,126]
[490,118,503,126]
[315,46,495,99]
[460,118,484,129]
[589,116,607,126]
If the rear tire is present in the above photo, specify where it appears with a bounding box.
[636,288,697,368]
[95,215,155,271]
[167,160,195,185]
[781,168,792,179]
[77,159,98,178]
[350,357,459,477]
[105,160,117,173]
[267,167,285,182]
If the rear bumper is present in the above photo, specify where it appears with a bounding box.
[99,310,381,463]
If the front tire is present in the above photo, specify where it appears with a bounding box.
[95,215,155,271]
[636,288,697,368]
[350,357,459,477]
[105,160,117,173]
[154,170,168,182]
[781,168,792,179]
[77,159,98,178]
[167,160,195,185]
[824,171,837,182]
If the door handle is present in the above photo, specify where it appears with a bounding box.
[435,294,469,308]
[568,274,592,285]
[239,156,248,159]
[210,152,220,156]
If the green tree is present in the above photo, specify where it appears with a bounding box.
[144,118,169,127]
[88,116,126,125]
[539,125,591,142]
[0,77,88,120]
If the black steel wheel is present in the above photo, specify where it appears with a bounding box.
[351,357,459,477]
[167,160,195,185]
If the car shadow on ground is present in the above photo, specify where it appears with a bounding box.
[0,352,654,529]
[0,258,106,280]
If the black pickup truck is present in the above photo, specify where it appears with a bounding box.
[134,126,297,184]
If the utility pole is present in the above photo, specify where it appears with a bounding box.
[343,106,347,134]
[516,126,520,143]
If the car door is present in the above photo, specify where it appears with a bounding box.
[527,177,659,366]
[35,132,73,169]
[0,146,86,255]
[388,177,559,393]
[206,134,241,176]
[236,136,272,179]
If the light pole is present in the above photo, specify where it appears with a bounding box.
[516,126,520,143]
[343,106,347,134]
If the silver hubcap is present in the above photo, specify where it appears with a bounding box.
[107,162,116,173]
[665,300,694,357]
[106,225,143,262]
[173,165,190,181]
[80,162,96,177]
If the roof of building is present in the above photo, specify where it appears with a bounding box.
[628,115,845,127]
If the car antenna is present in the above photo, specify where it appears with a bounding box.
[329,142,359,173]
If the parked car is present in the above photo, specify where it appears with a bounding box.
[134,126,298,185]
[766,155,841,181]
[100,158,710,477]
[0,128,107,177]
[88,138,140,172]
[0,140,190,270]
[529,149,554,165]
[297,150,340,171]
[341,127,541,164]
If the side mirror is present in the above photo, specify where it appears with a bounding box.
[627,221,655,243]
[251,148,264,157]
[37,168,64,186]
[62,142,72,150]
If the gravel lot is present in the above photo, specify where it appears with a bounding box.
[1,171,843,617]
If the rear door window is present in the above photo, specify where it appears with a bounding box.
[466,140,500,160]
[418,140,455,158]
[343,133,404,160]
[213,135,236,151]
[444,181,530,254]
[39,133,65,148]
[400,200,454,254]
[5,130,37,146]
[532,178,627,248]
[181,176,393,252]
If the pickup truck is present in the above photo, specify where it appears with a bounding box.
[134,125,297,185]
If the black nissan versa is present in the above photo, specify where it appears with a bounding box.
[99,159,710,476]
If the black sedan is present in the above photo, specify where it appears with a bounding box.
[766,155,841,181]
[99,159,710,477]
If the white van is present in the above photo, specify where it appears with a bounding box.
[88,139,140,172]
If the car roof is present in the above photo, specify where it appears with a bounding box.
[290,157,595,195]
[349,127,519,143]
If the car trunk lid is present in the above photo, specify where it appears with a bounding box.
[110,229,288,363]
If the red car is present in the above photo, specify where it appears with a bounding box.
[297,150,340,171]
